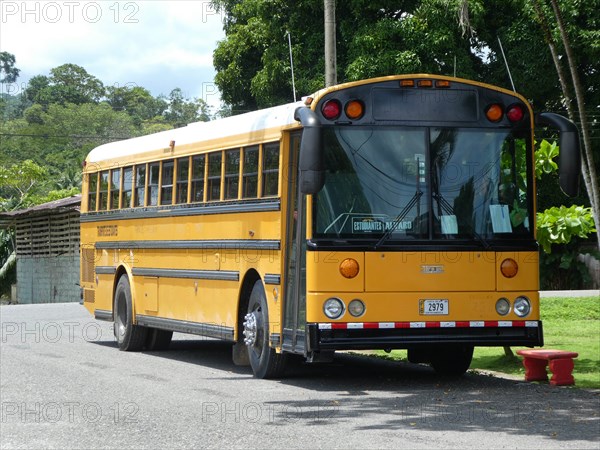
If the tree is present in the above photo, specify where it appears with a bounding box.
[0,160,48,210]
[2,102,137,186]
[163,88,210,128]
[0,52,24,120]
[105,85,168,126]
[0,52,20,83]
[541,0,599,249]
[212,0,494,112]
[212,0,330,111]
[460,0,599,249]
[24,64,105,106]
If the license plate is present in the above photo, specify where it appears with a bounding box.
[419,299,449,315]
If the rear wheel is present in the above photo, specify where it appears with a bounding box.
[243,281,287,378]
[430,345,474,376]
[114,276,147,351]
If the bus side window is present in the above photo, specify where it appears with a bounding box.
[88,172,98,212]
[98,170,109,210]
[148,163,160,206]
[243,146,259,198]
[161,160,174,205]
[110,168,121,210]
[191,155,205,202]
[121,167,133,209]
[134,164,146,207]
[176,157,190,204]
[262,143,280,197]
[207,152,222,201]
[225,149,240,200]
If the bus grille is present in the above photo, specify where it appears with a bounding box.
[83,289,95,304]
[81,247,95,283]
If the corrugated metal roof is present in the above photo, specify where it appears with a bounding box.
[0,195,81,228]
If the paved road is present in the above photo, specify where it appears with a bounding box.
[1,303,598,449]
[539,289,600,298]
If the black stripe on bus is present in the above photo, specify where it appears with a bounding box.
[80,199,281,223]
[95,239,280,251]
[95,266,117,275]
[131,267,239,281]
[136,315,235,341]
[264,274,281,285]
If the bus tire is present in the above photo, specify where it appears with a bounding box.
[114,275,147,351]
[243,280,287,379]
[430,345,474,376]
[145,328,173,351]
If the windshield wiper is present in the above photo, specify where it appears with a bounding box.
[373,190,423,250]
[433,191,491,250]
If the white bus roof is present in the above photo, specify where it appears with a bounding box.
[86,101,304,164]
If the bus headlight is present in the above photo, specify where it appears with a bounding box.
[495,298,511,316]
[323,298,345,319]
[513,296,531,317]
[348,299,366,317]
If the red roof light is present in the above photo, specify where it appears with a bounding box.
[506,104,525,122]
[322,99,342,120]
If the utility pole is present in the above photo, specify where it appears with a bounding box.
[324,0,337,87]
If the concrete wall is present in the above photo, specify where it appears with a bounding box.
[16,255,80,304]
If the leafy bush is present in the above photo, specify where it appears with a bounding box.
[535,141,598,289]
[536,205,596,253]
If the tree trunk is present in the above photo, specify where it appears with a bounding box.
[549,0,600,250]
[0,252,15,279]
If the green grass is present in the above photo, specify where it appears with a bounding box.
[375,296,600,389]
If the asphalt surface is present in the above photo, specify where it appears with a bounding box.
[1,303,599,449]
[539,289,599,298]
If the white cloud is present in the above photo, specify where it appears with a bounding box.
[0,0,225,107]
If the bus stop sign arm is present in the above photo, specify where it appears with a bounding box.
[535,112,581,197]
[294,107,325,195]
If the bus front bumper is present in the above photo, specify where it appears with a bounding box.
[306,320,543,351]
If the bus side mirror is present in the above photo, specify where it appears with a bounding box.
[294,107,325,194]
[536,112,581,197]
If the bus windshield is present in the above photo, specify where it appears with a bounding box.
[313,126,533,242]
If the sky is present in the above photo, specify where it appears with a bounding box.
[0,0,226,109]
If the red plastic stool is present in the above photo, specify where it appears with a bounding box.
[516,349,578,386]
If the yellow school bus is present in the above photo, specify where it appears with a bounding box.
[81,75,580,378]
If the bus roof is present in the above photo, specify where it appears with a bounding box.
[86,101,304,164]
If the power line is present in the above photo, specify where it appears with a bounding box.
[0,133,130,140]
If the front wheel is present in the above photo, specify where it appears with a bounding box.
[114,276,147,351]
[243,281,287,378]
[430,345,474,376]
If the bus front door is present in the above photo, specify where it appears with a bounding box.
[282,132,307,355]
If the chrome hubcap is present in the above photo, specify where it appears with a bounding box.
[243,312,258,346]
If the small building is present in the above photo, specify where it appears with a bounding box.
[0,195,81,303]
